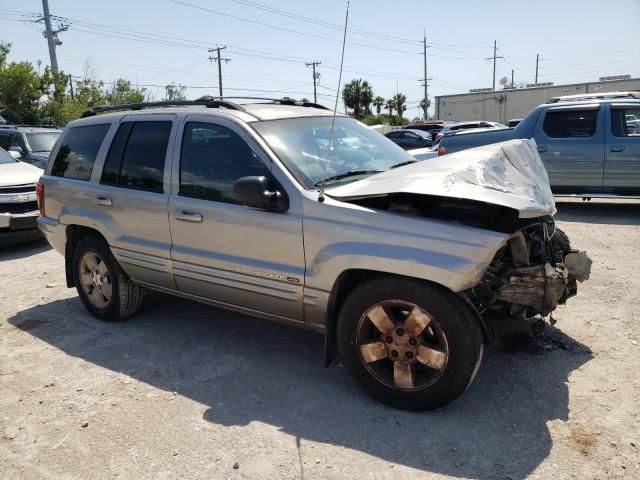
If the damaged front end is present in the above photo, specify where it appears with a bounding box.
[327,139,592,323]
[469,219,592,320]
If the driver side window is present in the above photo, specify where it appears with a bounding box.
[179,122,270,204]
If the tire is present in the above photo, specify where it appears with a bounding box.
[71,235,143,321]
[337,277,483,411]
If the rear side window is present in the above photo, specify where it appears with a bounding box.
[51,124,110,180]
[543,110,598,138]
[611,108,640,137]
[179,122,269,203]
[101,121,172,193]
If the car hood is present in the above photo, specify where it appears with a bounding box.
[327,138,556,219]
[0,161,43,187]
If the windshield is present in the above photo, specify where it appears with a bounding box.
[0,148,18,164]
[26,132,60,152]
[252,117,415,188]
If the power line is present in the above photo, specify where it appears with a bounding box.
[168,0,421,55]
[222,0,422,46]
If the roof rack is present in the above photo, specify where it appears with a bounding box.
[80,96,331,119]
[80,98,251,118]
[546,91,640,103]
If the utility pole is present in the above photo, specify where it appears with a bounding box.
[511,69,514,89]
[305,61,321,103]
[208,47,230,98]
[39,0,67,74]
[419,31,433,121]
[535,54,540,85]
[68,73,74,99]
[485,40,504,91]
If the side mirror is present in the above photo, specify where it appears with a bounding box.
[8,146,23,157]
[233,176,289,213]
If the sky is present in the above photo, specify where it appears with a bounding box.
[1,0,639,119]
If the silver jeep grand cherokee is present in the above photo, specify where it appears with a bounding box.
[37,98,591,410]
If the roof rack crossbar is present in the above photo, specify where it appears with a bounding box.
[197,96,332,110]
[546,91,640,104]
[80,99,251,118]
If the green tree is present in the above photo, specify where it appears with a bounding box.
[342,78,373,119]
[164,82,186,101]
[419,97,431,119]
[393,93,407,118]
[0,42,46,123]
[384,98,395,117]
[372,96,385,115]
[103,79,148,105]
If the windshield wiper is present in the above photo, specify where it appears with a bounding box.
[314,170,383,187]
[390,160,417,169]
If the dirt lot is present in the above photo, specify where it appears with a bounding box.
[1,199,639,480]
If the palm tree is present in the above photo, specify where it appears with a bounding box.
[393,93,407,118]
[419,97,431,119]
[342,79,374,119]
[372,96,385,115]
[385,98,395,117]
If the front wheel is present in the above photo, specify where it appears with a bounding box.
[337,278,483,410]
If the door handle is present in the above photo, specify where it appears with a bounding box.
[537,146,548,153]
[93,196,112,206]
[610,146,624,152]
[175,209,203,223]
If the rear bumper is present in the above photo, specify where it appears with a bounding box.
[0,211,43,246]
[0,210,39,230]
[37,216,66,255]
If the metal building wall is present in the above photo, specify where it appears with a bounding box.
[434,78,640,123]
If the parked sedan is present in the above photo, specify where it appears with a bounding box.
[385,129,433,149]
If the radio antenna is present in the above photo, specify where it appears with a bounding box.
[318,1,349,203]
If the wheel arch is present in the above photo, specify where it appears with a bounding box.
[64,225,110,288]
[323,268,491,367]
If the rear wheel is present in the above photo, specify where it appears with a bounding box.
[72,236,143,321]
[337,278,483,410]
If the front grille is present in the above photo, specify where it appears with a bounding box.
[1,201,38,214]
[0,184,36,194]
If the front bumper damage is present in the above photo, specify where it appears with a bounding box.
[470,221,592,320]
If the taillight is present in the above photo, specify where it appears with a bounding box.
[36,182,45,217]
[437,146,446,156]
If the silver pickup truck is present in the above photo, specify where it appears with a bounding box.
[438,95,640,197]
[37,98,591,410]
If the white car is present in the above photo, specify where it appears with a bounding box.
[434,121,508,144]
[0,147,43,246]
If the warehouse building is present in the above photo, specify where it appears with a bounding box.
[434,76,640,124]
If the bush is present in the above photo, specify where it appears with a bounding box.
[361,114,409,126]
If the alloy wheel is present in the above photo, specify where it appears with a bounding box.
[79,251,112,308]
[356,300,449,390]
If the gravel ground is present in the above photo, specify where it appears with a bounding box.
[1,199,639,480]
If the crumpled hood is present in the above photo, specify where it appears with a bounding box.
[327,138,556,219]
[0,161,43,187]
